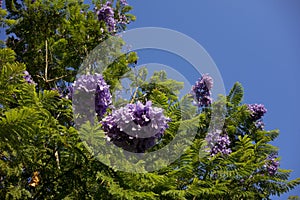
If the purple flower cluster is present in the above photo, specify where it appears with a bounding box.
[247,104,267,121]
[66,85,74,100]
[0,0,2,8]
[23,71,35,85]
[191,74,213,107]
[96,2,116,32]
[73,74,112,118]
[206,130,232,156]
[264,154,279,176]
[117,0,130,25]
[120,0,128,6]
[255,120,265,130]
[117,14,128,25]
[101,101,170,153]
[95,80,112,118]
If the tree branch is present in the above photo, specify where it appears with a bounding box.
[45,40,48,82]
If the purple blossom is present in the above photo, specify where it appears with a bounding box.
[247,104,267,121]
[255,120,265,130]
[101,101,170,153]
[0,0,2,8]
[120,0,128,6]
[96,2,116,32]
[191,74,213,107]
[50,85,73,99]
[73,74,112,118]
[264,154,279,176]
[66,85,74,100]
[206,130,232,156]
[118,14,128,25]
[95,79,112,118]
[23,71,35,85]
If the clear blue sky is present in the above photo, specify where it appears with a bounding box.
[126,0,300,198]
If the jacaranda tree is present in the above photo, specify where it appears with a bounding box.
[0,0,299,199]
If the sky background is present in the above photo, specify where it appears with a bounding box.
[1,0,299,198]
[125,0,300,198]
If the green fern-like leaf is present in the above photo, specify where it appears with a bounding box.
[227,82,244,106]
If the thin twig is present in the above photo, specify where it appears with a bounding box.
[46,75,68,82]
[130,86,139,104]
[45,40,48,82]
[37,74,68,83]
[36,74,46,82]
[130,67,140,104]
[56,111,62,120]
[54,150,60,170]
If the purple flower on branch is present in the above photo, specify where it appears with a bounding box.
[96,2,116,32]
[120,0,128,6]
[247,104,267,121]
[23,71,35,85]
[101,101,170,152]
[73,73,112,118]
[255,120,265,130]
[66,85,74,100]
[206,130,232,157]
[191,74,213,107]
[264,154,279,176]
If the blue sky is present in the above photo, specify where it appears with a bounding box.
[126,0,300,198]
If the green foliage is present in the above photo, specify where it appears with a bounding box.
[0,48,16,65]
[289,196,300,200]
[4,0,135,89]
[227,82,244,106]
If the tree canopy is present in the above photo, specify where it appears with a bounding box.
[0,0,299,199]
